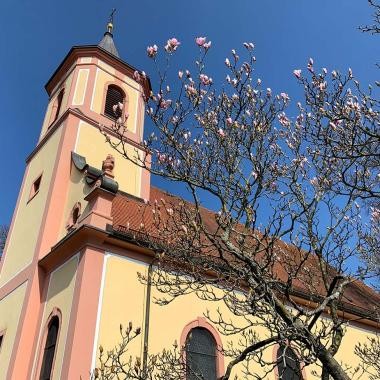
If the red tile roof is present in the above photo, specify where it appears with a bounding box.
[111,187,380,322]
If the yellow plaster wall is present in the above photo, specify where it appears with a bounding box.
[90,65,141,134]
[305,317,377,379]
[94,255,147,366]
[95,256,268,378]
[72,68,89,106]
[80,57,92,64]
[0,127,63,287]
[148,277,273,379]
[34,255,78,379]
[75,121,143,197]
[95,253,378,379]
[58,143,90,238]
[335,324,377,378]
[40,101,54,139]
[0,282,27,376]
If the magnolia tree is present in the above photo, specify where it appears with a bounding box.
[358,0,380,283]
[98,25,380,380]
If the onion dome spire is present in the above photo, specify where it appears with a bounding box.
[98,9,120,58]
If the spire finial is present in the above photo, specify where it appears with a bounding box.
[98,8,120,57]
[107,8,116,34]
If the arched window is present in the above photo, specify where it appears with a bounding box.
[50,89,64,126]
[186,327,217,380]
[66,202,81,231]
[39,316,59,380]
[104,85,124,119]
[276,345,303,380]
[72,205,80,224]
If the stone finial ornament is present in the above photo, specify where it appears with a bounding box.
[102,154,115,178]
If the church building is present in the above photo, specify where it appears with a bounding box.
[0,19,379,380]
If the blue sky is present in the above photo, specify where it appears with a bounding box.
[0,0,378,226]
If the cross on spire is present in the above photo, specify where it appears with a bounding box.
[107,8,116,34]
[109,8,116,24]
[98,8,120,57]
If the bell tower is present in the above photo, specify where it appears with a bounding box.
[0,17,151,379]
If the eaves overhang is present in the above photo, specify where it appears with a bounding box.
[38,224,155,273]
[44,45,152,99]
[38,223,380,330]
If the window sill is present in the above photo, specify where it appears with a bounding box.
[101,113,119,123]
[27,189,40,204]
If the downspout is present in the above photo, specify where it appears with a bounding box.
[142,262,153,376]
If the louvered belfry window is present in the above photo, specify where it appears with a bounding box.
[54,90,64,121]
[186,328,217,380]
[104,85,124,119]
[277,345,303,380]
[39,316,59,380]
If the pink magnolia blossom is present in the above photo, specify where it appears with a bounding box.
[280,92,290,102]
[307,58,314,73]
[118,102,124,110]
[133,70,141,82]
[146,44,158,58]
[293,69,302,79]
[195,36,207,46]
[185,85,197,96]
[178,71,183,79]
[199,74,212,86]
[243,42,255,50]
[165,38,181,52]
[278,112,290,127]
[371,207,380,221]
[226,117,233,126]
[329,121,337,130]
[160,99,172,110]
[157,153,167,163]
[225,58,231,67]
[310,177,319,186]
[203,41,212,50]
[319,81,327,91]
[218,128,226,137]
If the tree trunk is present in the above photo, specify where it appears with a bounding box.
[317,345,350,380]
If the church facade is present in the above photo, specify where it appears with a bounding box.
[0,22,379,380]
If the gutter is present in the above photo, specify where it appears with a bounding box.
[142,262,153,376]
